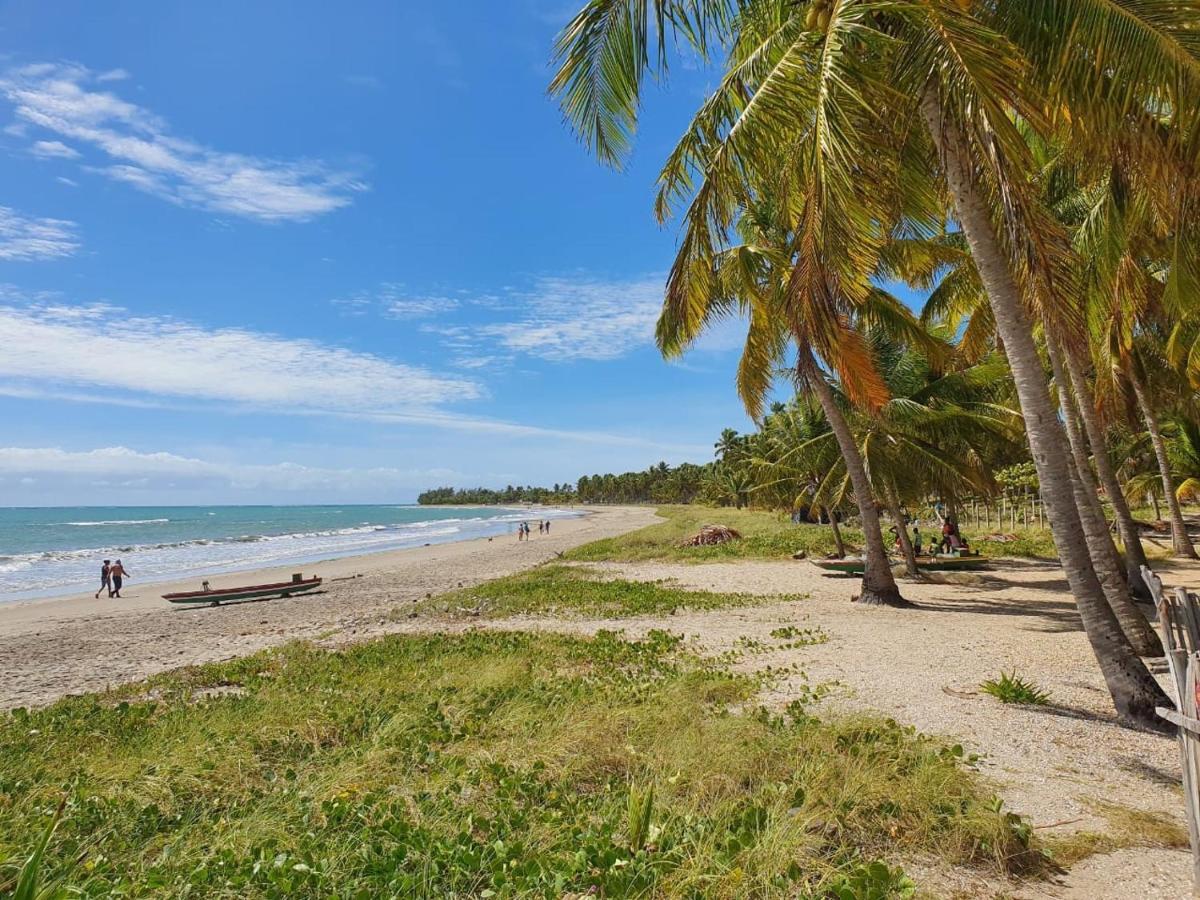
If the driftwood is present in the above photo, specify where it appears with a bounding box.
[1143,565,1200,898]
[681,524,742,547]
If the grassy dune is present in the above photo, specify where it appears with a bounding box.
[563,506,1065,563]
[423,563,808,619]
[0,626,1043,897]
[564,507,863,563]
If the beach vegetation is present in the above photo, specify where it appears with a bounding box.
[980,672,1051,706]
[0,629,1047,896]
[421,562,806,619]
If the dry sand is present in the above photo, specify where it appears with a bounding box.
[4,506,1199,897]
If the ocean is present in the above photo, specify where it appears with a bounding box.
[0,505,580,602]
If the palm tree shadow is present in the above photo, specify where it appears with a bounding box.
[1116,755,1181,787]
[908,593,1085,633]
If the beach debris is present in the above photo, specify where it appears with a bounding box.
[681,524,742,546]
[979,533,1019,543]
[792,550,807,560]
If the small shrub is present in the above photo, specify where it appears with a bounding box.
[980,671,1050,705]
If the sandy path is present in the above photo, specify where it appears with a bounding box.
[0,506,658,708]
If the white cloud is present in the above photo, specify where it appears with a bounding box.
[452,273,747,363]
[476,274,664,361]
[0,63,364,222]
[30,139,80,159]
[0,207,80,260]
[384,296,460,319]
[95,68,130,82]
[333,283,460,320]
[0,298,480,411]
[0,291,706,453]
[56,176,78,187]
[0,445,458,494]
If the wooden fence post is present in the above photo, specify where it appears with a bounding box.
[1143,565,1200,897]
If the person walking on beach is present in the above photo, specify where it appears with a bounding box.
[544,520,550,535]
[95,559,111,599]
[108,559,130,598]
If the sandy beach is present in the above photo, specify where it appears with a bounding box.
[0,505,658,708]
[6,506,1200,896]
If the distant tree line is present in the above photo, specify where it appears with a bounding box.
[417,462,714,506]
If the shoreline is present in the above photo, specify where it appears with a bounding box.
[0,504,587,606]
[0,505,660,708]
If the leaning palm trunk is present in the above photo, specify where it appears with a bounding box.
[885,488,919,576]
[824,505,847,558]
[1063,345,1152,598]
[1127,365,1198,559]
[806,360,908,606]
[922,89,1169,728]
[1047,337,1161,656]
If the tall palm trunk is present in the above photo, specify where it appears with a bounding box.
[1047,337,1161,656]
[1046,337,1122,569]
[1128,364,1198,559]
[1062,345,1152,597]
[921,89,1169,729]
[885,487,919,576]
[824,505,847,558]
[806,356,908,606]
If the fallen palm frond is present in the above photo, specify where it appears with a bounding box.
[680,524,743,546]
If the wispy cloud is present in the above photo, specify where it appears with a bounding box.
[0,297,480,412]
[476,274,664,361]
[0,289,703,452]
[0,62,364,222]
[355,273,742,366]
[30,139,80,159]
[95,68,130,83]
[333,282,459,320]
[0,445,460,494]
[0,207,80,260]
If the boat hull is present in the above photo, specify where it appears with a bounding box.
[164,577,323,605]
[812,556,989,575]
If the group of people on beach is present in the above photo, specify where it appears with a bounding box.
[95,559,130,599]
[516,520,551,541]
[890,516,969,557]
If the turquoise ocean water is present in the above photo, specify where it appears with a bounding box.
[0,505,579,602]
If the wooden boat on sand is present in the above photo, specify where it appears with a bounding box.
[812,554,990,575]
[164,574,322,606]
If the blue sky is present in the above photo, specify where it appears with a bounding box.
[0,1,821,505]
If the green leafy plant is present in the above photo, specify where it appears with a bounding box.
[980,671,1051,705]
[828,860,916,899]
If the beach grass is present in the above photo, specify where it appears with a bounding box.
[423,562,806,619]
[563,506,1137,564]
[564,506,863,563]
[0,628,1045,897]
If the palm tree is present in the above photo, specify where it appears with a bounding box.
[549,0,1190,727]
[714,428,743,463]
